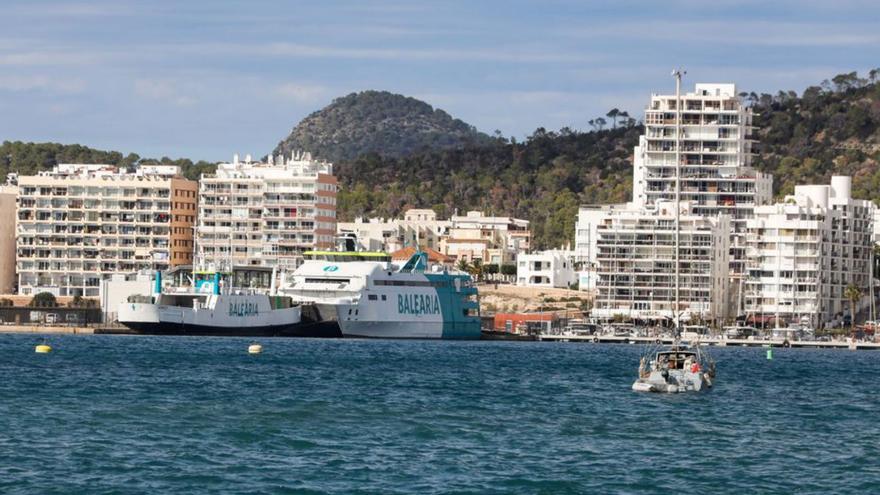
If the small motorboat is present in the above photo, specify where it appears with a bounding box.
[632,342,715,393]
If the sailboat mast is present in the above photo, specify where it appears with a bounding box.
[673,69,684,332]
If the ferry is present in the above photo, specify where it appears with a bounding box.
[284,250,481,339]
[118,266,313,336]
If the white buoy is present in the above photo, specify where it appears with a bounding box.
[248,344,262,355]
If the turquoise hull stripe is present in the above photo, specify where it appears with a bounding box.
[425,273,481,340]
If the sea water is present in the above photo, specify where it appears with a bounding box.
[1,335,878,494]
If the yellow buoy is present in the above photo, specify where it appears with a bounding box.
[35,344,52,353]
[248,344,262,355]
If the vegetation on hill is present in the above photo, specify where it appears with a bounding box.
[750,70,880,200]
[335,125,639,249]
[0,141,215,181]
[273,90,493,162]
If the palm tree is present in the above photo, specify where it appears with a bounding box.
[470,259,484,282]
[844,284,862,330]
[456,258,470,273]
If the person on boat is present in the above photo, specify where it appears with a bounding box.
[691,361,701,373]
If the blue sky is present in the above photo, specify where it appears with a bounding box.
[1,0,879,161]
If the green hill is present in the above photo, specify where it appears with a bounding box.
[273,90,493,162]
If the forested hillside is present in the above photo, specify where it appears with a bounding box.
[273,90,493,162]
[751,71,880,200]
[0,141,215,181]
[335,126,638,249]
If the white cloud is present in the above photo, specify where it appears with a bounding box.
[176,41,602,64]
[0,50,103,66]
[133,79,197,107]
[561,20,880,47]
[0,75,86,93]
[274,83,329,104]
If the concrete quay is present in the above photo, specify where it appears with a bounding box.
[0,325,96,334]
[537,334,880,350]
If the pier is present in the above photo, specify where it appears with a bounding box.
[537,334,880,350]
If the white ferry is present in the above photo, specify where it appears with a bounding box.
[284,250,481,339]
[118,266,309,336]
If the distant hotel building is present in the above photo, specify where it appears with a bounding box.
[744,176,873,328]
[591,200,731,323]
[16,164,197,297]
[196,152,337,269]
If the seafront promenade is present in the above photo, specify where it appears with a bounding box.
[3,324,877,350]
[0,325,96,334]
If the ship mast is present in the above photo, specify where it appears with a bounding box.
[673,69,685,335]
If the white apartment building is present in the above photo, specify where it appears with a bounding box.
[337,209,450,253]
[450,210,531,253]
[632,83,772,278]
[441,228,512,265]
[592,200,731,324]
[574,203,633,291]
[197,152,337,270]
[337,209,529,266]
[577,81,775,311]
[744,176,874,328]
[516,250,577,288]
[16,164,197,297]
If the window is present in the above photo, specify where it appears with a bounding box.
[368,294,377,301]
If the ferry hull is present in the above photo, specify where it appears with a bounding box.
[339,320,443,339]
[114,320,322,337]
[338,314,481,340]
[117,296,341,338]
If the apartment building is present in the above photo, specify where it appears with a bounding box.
[744,176,874,328]
[592,200,731,324]
[0,185,18,294]
[337,209,451,253]
[16,164,197,297]
[450,210,531,253]
[337,209,529,265]
[516,250,577,288]
[632,83,772,279]
[576,81,775,312]
[196,152,336,269]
